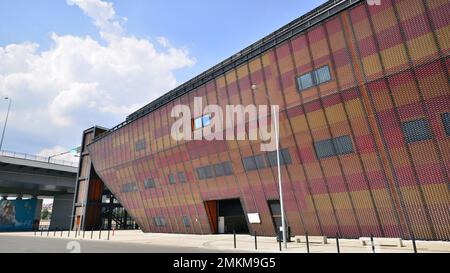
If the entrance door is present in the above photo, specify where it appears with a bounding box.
[268,200,282,233]
[204,199,249,234]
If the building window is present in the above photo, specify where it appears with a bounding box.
[243,157,257,171]
[144,178,156,189]
[178,172,186,183]
[154,217,166,227]
[255,155,266,169]
[442,113,450,137]
[196,166,214,180]
[267,149,292,167]
[314,66,331,84]
[222,162,233,176]
[214,163,225,177]
[182,216,191,227]
[122,183,138,193]
[314,135,354,159]
[402,119,432,143]
[135,139,146,151]
[168,174,176,184]
[297,65,332,91]
[193,114,211,130]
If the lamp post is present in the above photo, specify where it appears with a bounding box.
[0,97,12,151]
[47,147,81,163]
[251,84,287,249]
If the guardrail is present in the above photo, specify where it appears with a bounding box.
[0,150,78,168]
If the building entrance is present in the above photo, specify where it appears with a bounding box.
[204,198,249,234]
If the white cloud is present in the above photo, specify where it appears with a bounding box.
[0,0,195,154]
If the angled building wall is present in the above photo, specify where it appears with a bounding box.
[86,0,449,240]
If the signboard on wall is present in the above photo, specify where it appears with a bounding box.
[0,199,41,231]
[247,213,261,224]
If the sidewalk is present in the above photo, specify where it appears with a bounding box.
[2,230,449,253]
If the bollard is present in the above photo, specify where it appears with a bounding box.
[336,233,340,254]
[47,228,50,237]
[306,232,310,253]
[412,235,417,254]
[107,228,110,241]
[34,227,36,237]
[41,228,43,237]
[75,229,78,238]
[254,231,258,250]
[279,237,282,252]
[112,227,115,237]
[61,229,63,237]
[370,234,375,253]
[99,228,102,240]
[68,229,70,238]
[54,228,57,237]
[83,229,86,239]
[91,228,94,240]
[233,230,236,249]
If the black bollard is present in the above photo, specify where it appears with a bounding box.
[47,227,50,237]
[83,229,86,239]
[99,227,102,240]
[61,229,63,237]
[306,232,310,253]
[34,227,36,237]
[108,228,110,241]
[75,229,77,238]
[370,234,375,253]
[68,229,70,238]
[233,230,236,249]
[279,237,282,252]
[336,233,340,254]
[41,228,43,236]
[54,228,57,237]
[412,235,417,254]
[91,228,94,239]
[254,231,258,250]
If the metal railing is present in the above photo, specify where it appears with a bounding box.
[0,150,79,167]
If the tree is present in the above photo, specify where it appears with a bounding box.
[41,208,51,220]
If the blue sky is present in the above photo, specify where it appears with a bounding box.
[0,0,325,159]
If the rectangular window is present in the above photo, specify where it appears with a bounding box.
[314,135,354,159]
[255,155,266,169]
[168,174,176,184]
[297,65,332,91]
[441,113,450,137]
[154,217,166,227]
[144,178,155,189]
[193,114,211,130]
[243,157,257,171]
[214,163,225,177]
[182,216,190,227]
[178,172,186,183]
[267,149,292,167]
[297,72,314,91]
[402,119,432,143]
[222,162,233,176]
[122,183,138,193]
[333,136,354,155]
[314,66,331,84]
[135,139,146,151]
[196,166,214,180]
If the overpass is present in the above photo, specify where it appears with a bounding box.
[0,151,78,230]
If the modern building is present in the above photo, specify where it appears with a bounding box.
[79,0,449,240]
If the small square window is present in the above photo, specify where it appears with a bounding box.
[178,172,186,183]
[243,157,257,171]
[314,139,335,159]
[298,73,314,91]
[204,166,214,178]
[402,119,432,143]
[314,66,331,84]
[194,118,203,130]
[333,136,353,155]
[442,113,450,137]
[168,174,176,184]
[144,178,155,189]
[214,163,225,177]
[202,115,211,127]
[182,216,191,227]
[255,155,266,169]
[222,162,233,176]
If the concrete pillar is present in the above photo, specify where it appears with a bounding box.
[49,194,75,230]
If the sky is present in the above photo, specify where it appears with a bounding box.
[0,0,326,162]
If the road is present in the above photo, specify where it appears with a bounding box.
[0,235,237,253]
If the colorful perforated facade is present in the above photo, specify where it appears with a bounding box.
[87,0,450,240]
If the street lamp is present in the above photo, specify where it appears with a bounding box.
[47,147,81,163]
[251,84,288,249]
[0,97,12,151]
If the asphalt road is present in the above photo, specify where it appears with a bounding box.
[0,235,235,253]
